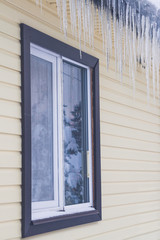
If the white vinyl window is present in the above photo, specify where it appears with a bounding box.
[30,44,94,220]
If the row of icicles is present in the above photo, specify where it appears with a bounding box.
[35,0,160,101]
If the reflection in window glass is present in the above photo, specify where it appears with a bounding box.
[31,55,54,202]
[63,61,90,206]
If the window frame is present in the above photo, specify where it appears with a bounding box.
[31,44,94,220]
[21,24,101,238]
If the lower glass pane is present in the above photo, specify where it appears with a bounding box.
[63,61,90,206]
[31,55,54,202]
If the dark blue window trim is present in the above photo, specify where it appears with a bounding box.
[21,23,101,238]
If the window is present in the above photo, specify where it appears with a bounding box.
[21,24,101,238]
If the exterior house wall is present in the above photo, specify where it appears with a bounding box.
[0,0,160,239]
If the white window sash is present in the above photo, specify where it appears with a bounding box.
[62,57,93,208]
[31,44,60,213]
[31,45,93,220]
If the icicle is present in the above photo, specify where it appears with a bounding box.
[100,0,105,53]
[56,0,63,31]
[137,2,141,65]
[145,17,150,101]
[53,0,160,102]
[35,0,42,11]
[125,2,129,69]
[87,1,92,47]
[129,6,132,85]
[119,2,123,82]
[152,25,156,100]
[77,0,82,58]
[56,0,61,16]
[69,0,75,36]
[40,0,42,12]
[141,15,145,67]
[91,2,95,48]
[132,8,136,75]
[156,29,160,99]
[81,0,86,49]
[112,0,117,71]
[62,0,67,36]
[115,19,119,72]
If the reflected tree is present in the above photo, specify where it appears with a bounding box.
[64,103,84,205]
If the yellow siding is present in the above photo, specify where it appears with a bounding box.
[0,0,160,239]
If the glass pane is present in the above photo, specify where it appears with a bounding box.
[31,55,54,202]
[63,61,90,206]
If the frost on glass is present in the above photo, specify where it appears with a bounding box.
[63,61,90,206]
[31,55,54,202]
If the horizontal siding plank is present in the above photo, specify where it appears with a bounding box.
[0,33,20,55]
[0,134,21,151]
[103,201,160,220]
[0,186,21,204]
[0,100,21,119]
[103,191,160,207]
[100,66,158,104]
[0,221,21,240]
[102,171,160,183]
[0,169,21,186]
[100,88,160,116]
[53,212,160,240]
[0,66,21,86]
[100,98,160,125]
[0,152,21,168]
[100,110,160,135]
[7,239,21,240]
[101,122,160,143]
[101,146,160,162]
[103,64,155,91]
[128,229,160,240]
[8,239,21,240]
[81,220,160,240]
[0,49,20,71]
[0,82,21,103]
[101,159,160,172]
[100,74,147,100]
[0,17,20,39]
[102,182,160,195]
[0,117,21,135]
[0,203,21,223]
[101,134,160,153]
[100,74,160,106]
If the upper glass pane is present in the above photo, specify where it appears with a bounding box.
[63,61,90,206]
[31,55,54,202]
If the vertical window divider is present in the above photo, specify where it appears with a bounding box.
[52,56,59,208]
[87,68,93,208]
[57,57,65,211]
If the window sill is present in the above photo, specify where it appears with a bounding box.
[32,206,95,221]
[32,209,101,226]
